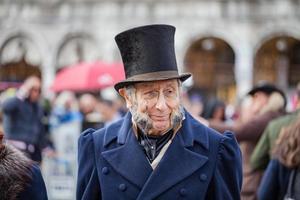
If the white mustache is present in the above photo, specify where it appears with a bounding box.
[130,104,184,134]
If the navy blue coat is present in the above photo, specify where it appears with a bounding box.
[2,97,45,145]
[77,112,242,200]
[257,159,292,200]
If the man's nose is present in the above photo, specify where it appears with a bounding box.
[155,93,168,110]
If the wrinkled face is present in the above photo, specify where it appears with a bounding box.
[120,79,182,135]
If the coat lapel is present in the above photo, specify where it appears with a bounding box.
[102,111,209,198]
[137,131,208,199]
[101,127,153,189]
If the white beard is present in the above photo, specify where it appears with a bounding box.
[130,104,185,135]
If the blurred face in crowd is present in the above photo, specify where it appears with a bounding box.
[251,91,269,114]
[79,94,97,114]
[26,77,41,102]
[119,79,183,136]
[212,105,225,122]
[98,100,117,122]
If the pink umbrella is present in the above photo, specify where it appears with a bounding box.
[51,61,125,92]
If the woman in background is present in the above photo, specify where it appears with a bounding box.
[258,117,300,200]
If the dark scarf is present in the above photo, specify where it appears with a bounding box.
[137,128,173,163]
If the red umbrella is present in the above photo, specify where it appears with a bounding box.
[51,61,125,92]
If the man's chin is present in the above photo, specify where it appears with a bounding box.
[152,124,170,133]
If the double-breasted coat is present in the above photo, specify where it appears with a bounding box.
[77,111,242,200]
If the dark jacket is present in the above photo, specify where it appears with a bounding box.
[77,111,242,200]
[0,143,48,200]
[251,109,300,171]
[2,97,45,145]
[209,111,284,143]
[257,159,291,200]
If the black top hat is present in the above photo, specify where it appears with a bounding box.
[248,82,287,107]
[114,24,191,91]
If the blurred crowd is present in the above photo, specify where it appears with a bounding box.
[0,75,300,199]
[0,76,126,161]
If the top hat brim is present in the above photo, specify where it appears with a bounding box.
[114,70,191,91]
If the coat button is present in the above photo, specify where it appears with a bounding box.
[102,167,109,175]
[118,183,127,191]
[199,174,207,181]
[179,188,186,196]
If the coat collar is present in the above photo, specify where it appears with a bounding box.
[137,133,208,199]
[102,110,210,197]
[102,125,153,189]
[179,111,209,149]
[103,112,131,147]
[103,110,209,150]
[138,111,209,199]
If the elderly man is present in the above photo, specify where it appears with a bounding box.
[77,24,242,200]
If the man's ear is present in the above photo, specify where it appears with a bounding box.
[118,88,133,108]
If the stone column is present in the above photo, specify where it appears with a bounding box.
[234,40,254,99]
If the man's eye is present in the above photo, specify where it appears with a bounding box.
[145,91,158,98]
[164,89,175,97]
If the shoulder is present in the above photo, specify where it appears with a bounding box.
[263,159,292,184]
[3,96,19,103]
[94,117,124,144]
[2,96,20,107]
[184,112,240,151]
[268,159,291,175]
[217,131,242,161]
[268,112,298,129]
[79,116,126,150]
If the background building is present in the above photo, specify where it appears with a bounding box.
[1,0,300,104]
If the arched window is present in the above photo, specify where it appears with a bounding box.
[0,34,41,90]
[254,36,300,89]
[56,34,99,72]
[184,37,235,103]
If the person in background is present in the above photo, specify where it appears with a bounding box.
[206,83,286,200]
[208,83,286,141]
[97,99,122,127]
[1,76,52,163]
[114,95,128,117]
[0,88,17,131]
[189,93,204,117]
[202,98,226,122]
[181,91,205,123]
[251,84,300,172]
[77,24,242,200]
[0,131,48,200]
[257,118,300,200]
[49,91,82,128]
[79,93,103,131]
[99,87,125,126]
